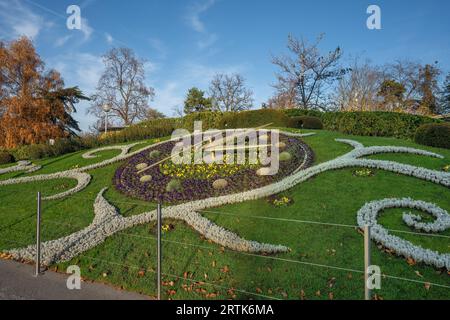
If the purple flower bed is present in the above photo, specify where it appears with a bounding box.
[113,133,314,204]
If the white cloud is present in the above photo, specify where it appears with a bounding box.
[0,0,46,39]
[186,0,216,33]
[152,82,184,115]
[54,35,72,47]
[105,32,114,44]
[185,0,218,49]
[80,17,93,41]
[198,33,218,49]
[148,38,168,59]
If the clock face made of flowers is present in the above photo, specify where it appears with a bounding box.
[1,131,449,271]
[113,132,314,203]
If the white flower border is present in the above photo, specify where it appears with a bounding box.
[357,198,450,269]
[2,131,450,269]
[81,143,140,159]
[0,161,41,175]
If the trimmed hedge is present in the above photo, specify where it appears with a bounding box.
[415,123,450,149]
[0,151,14,165]
[181,109,290,131]
[104,118,178,144]
[288,116,323,129]
[4,109,443,160]
[218,109,290,129]
[182,112,223,131]
[283,110,441,139]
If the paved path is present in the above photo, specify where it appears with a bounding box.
[0,259,151,300]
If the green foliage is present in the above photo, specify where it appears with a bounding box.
[283,109,324,118]
[184,87,212,114]
[279,151,292,161]
[289,116,323,129]
[104,118,177,144]
[415,123,450,149]
[149,150,161,159]
[378,79,406,102]
[283,110,441,139]
[218,109,290,129]
[182,111,223,131]
[0,151,14,164]
[324,112,440,139]
[14,144,53,160]
[166,179,183,192]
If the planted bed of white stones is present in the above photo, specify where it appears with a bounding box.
[1,131,449,270]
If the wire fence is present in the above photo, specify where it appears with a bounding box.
[0,192,449,300]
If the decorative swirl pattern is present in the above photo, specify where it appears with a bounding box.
[0,131,449,270]
[357,198,450,269]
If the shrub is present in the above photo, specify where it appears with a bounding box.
[218,109,290,129]
[283,110,441,139]
[279,151,292,161]
[14,143,53,160]
[50,138,82,157]
[212,178,228,190]
[139,175,152,183]
[166,179,183,192]
[415,123,450,149]
[288,116,303,129]
[149,150,161,159]
[289,116,323,129]
[103,118,178,144]
[0,151,14,165]
[322,112,440,139]
[182,111,223,131]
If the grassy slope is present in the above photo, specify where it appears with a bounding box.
[0,131,448,300]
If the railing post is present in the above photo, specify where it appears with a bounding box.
[157,202,162,300]
[35,192,41,277]
[364,225,371,300]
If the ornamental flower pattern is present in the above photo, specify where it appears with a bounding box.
[0,131,449,270]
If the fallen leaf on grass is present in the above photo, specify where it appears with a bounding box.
[328,292,334,300]
[137,270,145,277]
[406,257,416,266]
[414,271,423,278]
[167,290,177,296]
[300,290,306,300]
[315,290,321,297]
[256,288,262,294]
[424,282,431,291]
[220,265,230,273]
[327,277,336,288]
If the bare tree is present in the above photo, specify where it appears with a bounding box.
[386,59,422,101]
[209,73,253,112]
[88,47,155,125]
[171,105,184,118]
[335,58,384,111]
[266,84,297,109]
[146,107,166,120]
[272,34,348,110]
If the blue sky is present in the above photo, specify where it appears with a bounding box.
[0,0,449,131]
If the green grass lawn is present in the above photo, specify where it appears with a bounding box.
[0,131,448,300]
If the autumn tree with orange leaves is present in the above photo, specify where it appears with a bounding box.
[0,37,88,149]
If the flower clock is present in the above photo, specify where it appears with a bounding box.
[0,131,448,271]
